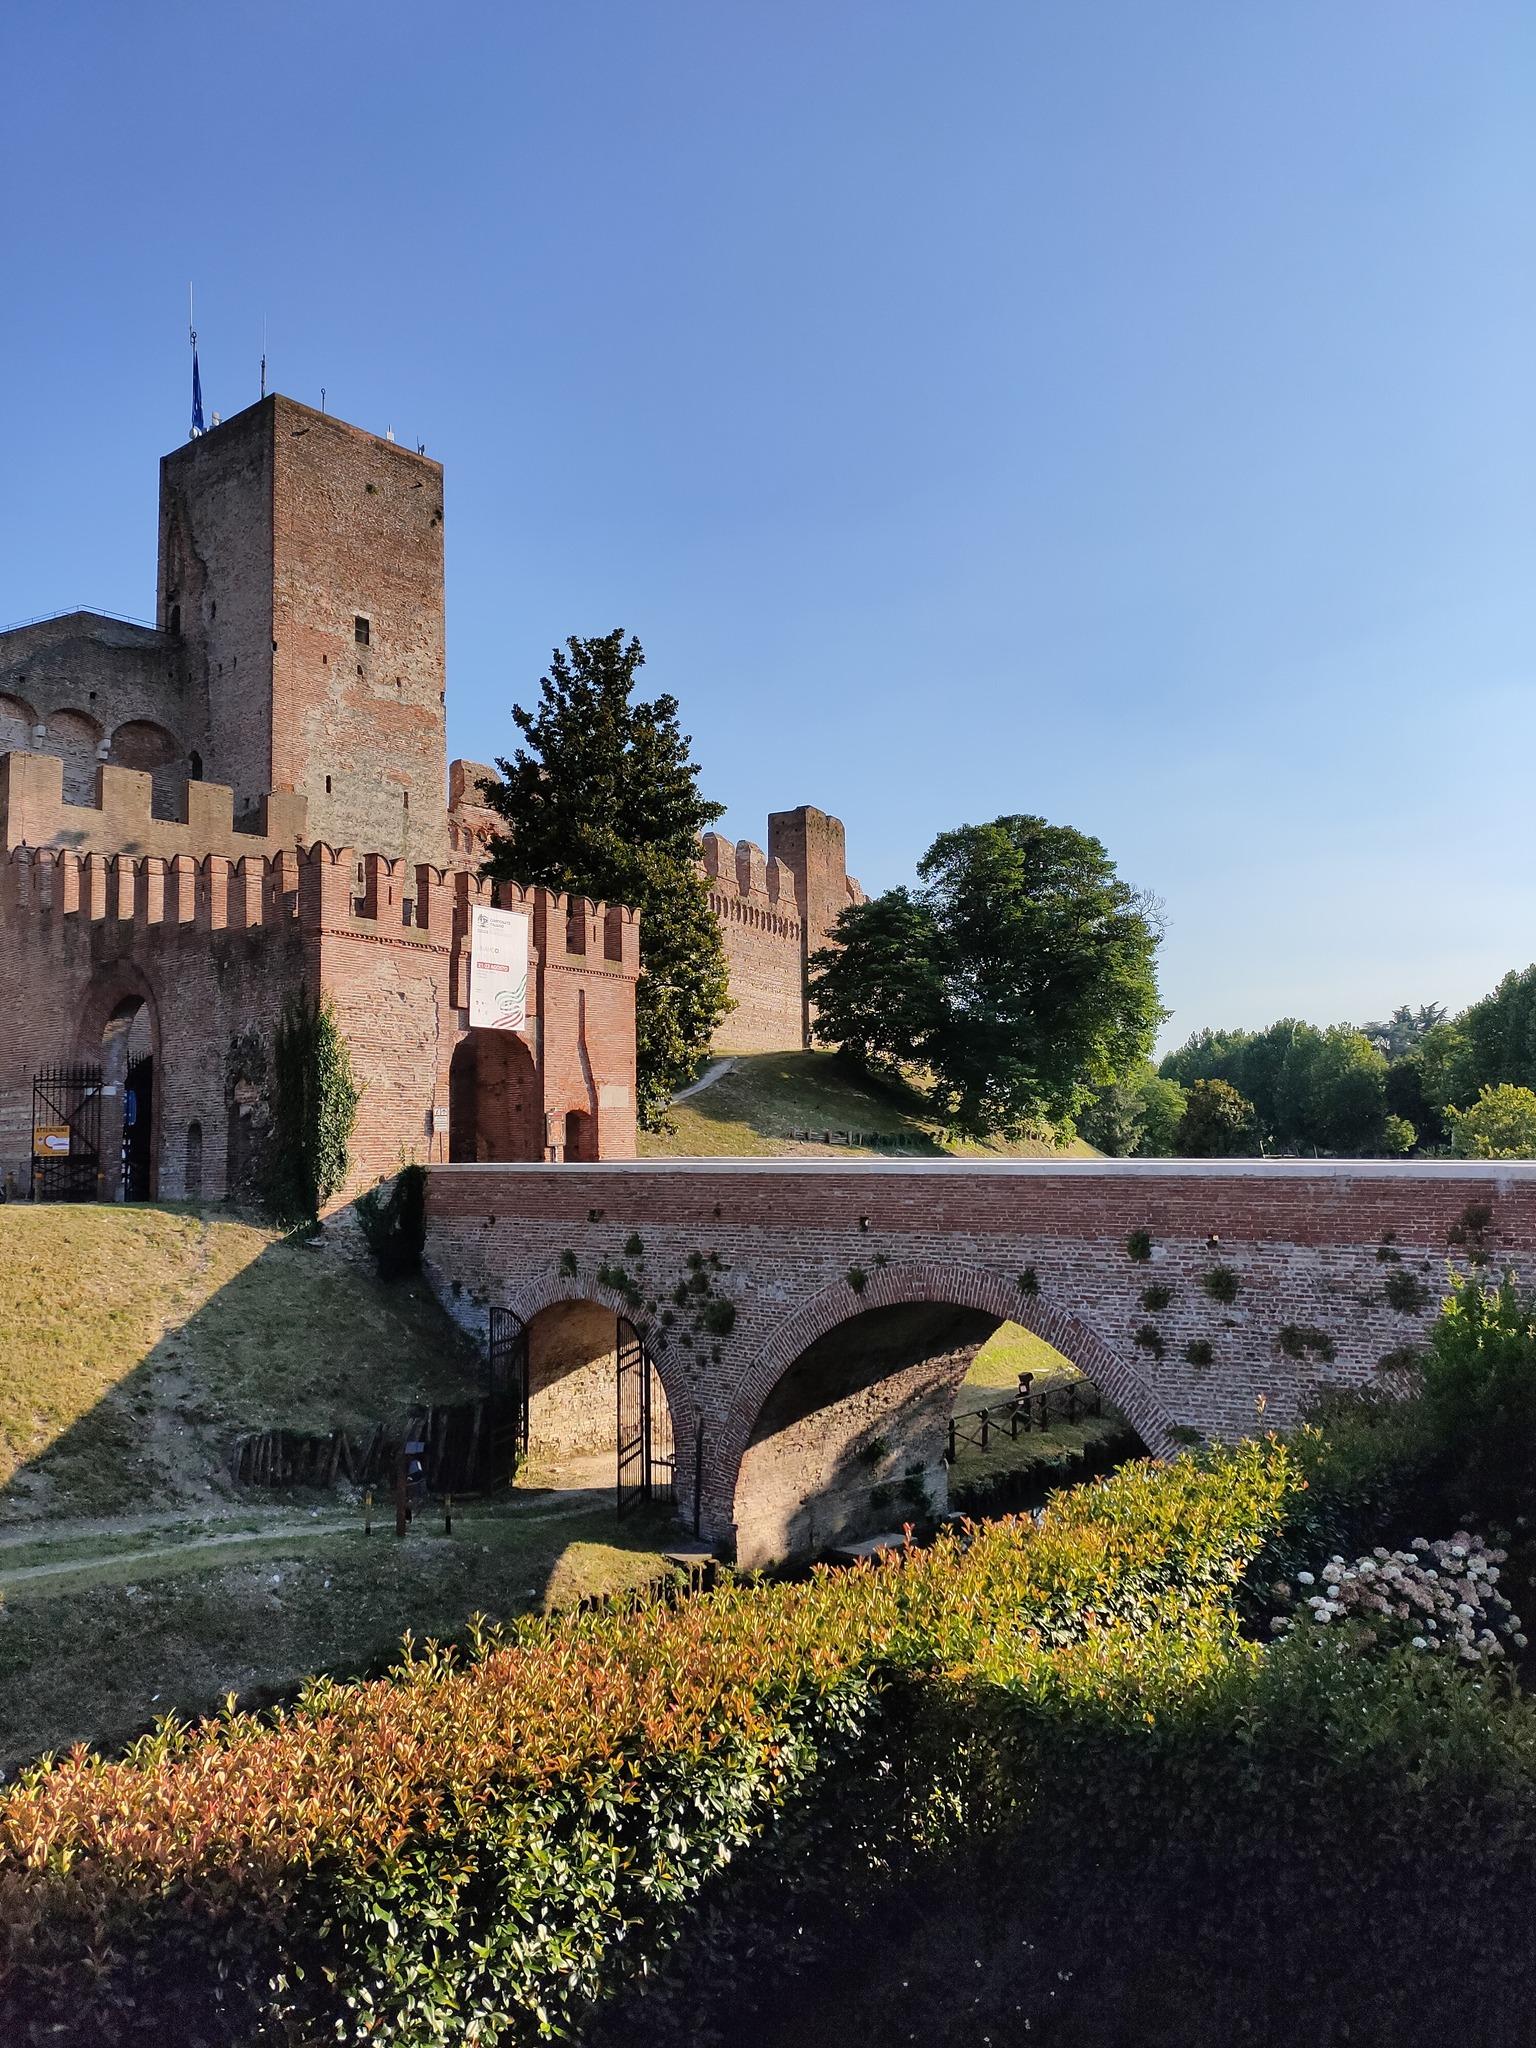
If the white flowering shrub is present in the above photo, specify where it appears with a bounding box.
[1270,1532,1526,1665]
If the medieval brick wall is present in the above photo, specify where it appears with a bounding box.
[0,613,188,810]
[703,807,865,1053]
[0,846,640,1206]
[1,751,307,862]
[423,1157,1536,1562]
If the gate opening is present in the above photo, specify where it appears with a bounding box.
[30,1064,104,1202]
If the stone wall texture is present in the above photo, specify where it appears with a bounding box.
[423,1157,1536,1562]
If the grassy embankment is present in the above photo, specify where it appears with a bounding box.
[639,1049,1100,1160]
[0,1205,671,1770]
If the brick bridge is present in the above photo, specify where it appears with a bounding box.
[424,1158,1536,1565]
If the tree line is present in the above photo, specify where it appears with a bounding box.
[1106,984,1536,1160]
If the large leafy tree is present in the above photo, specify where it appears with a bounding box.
[1174,1078,1259,1157]
[479,631,731,1129]
[810,814,1163,1140]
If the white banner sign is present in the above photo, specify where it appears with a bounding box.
[469,905,530,1030]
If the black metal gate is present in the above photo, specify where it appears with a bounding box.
[122,1054,154,1202]
[486,1307,529,1483]
[30,1065,104,1202]
[616,1315,675,1516]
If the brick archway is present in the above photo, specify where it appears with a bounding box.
[720,1259,1179,1513]
[485,1271,695,1447]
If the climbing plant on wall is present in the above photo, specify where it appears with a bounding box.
[264,994,360,1225]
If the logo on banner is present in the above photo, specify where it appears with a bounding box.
[469,905,530,1030]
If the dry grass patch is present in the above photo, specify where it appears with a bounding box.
[0,1205,476,1524]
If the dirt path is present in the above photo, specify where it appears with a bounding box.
[0,1485,618,1591]
[670,1057,737,1104]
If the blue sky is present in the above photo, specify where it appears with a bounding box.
[2,1,1531,1051]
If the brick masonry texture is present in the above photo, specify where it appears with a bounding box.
[423,1158,1536,1562]
[0,846,638,1203]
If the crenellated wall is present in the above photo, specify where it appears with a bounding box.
[0,750,308,861]
[701,806,865,1053]
[0,843,639,1205]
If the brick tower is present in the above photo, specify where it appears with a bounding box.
[156,396,447,862]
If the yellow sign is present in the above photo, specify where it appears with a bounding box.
[32,1126,71,1157]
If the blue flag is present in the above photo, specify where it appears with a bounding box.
[191,344,206,437]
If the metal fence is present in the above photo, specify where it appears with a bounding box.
[946,1371,1104,1463]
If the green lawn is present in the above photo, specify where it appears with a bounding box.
[642,1051,1099,1161]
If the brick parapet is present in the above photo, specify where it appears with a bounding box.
[1,750,308,861]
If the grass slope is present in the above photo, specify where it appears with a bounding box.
[641,1051,1099,1160]
[0,1206,479,1524]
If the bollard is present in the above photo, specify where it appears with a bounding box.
[363,1488,372,1537]
[444,1493,454,1537]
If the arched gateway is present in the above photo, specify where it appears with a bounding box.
[424,1156,1536,1564]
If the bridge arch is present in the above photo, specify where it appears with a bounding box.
[722,1261,1177,1565]
[488,1272,695,1474]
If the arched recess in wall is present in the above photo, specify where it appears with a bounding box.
[0,691,38,756]
[185,1120,204,1200]
[42,708,104,803]
[722,1263,1176,1567]
[74,965,162,1203]
[109,719,184,821]
[448,1033,542,1162]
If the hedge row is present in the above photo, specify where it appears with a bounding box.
[0,1442,1296,2043]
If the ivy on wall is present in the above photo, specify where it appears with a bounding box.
[264,994,360,1225]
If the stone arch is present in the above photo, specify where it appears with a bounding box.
[109,718,184,820]
[0,690,38,755]
[723,1261,1177,1564]
[42,707,104,803]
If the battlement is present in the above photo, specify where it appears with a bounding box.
[699,832,804,933]
[0,748,308,861]
[0,840,640,978]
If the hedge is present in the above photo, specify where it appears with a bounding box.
[0,1442,1296,2043]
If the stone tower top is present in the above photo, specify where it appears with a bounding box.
[156,395,448,863]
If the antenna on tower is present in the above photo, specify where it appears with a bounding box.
[260,314,267,400]
[320,386,327,414]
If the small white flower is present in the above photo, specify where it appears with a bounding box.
[1411,1637,1428,1650]
[1297,1571,1316,1586]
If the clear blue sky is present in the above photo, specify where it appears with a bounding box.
[3,2,1531,1051]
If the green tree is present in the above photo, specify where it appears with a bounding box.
[479,631,731,1129]
[1134,1072,1187,1155]
[1297,1026,1390,1153]
[811,815,1163,1140]
[1174,1078,1259,1157]
[1416,1020,1478,1123]
[1081,1063,1187,1157]
[1449,1083,1536,1160]
[1362,1002,1447,1059]
[1453,968,1536,1097]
